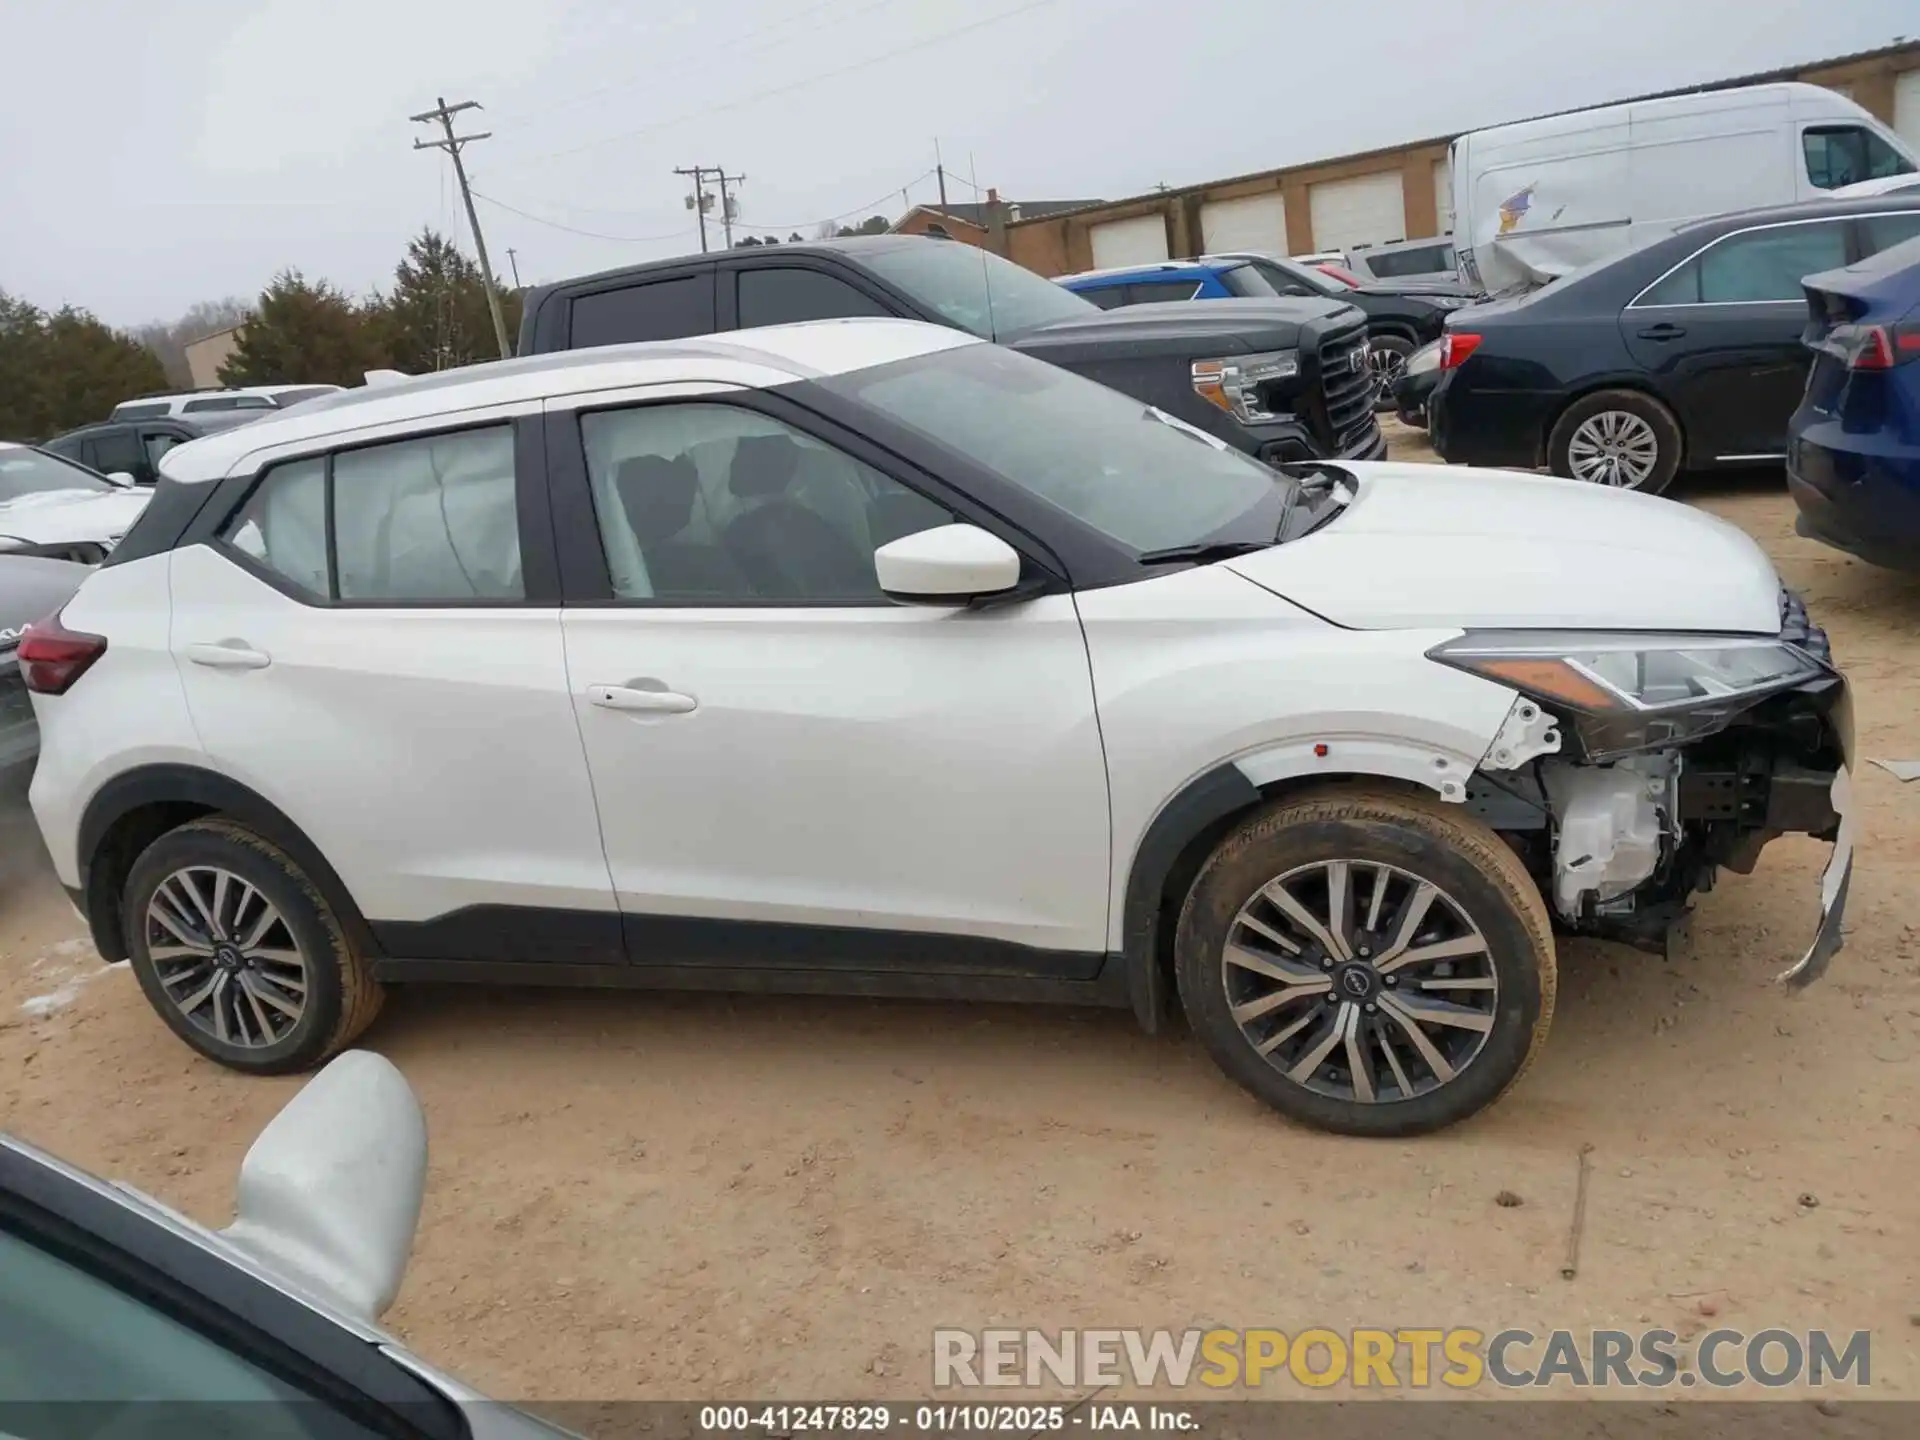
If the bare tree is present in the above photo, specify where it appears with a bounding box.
[131,297,253,387]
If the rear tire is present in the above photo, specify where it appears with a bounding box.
[123,819,383,1074]
[1173,786,1556,1137]
[1547,389,1682,494]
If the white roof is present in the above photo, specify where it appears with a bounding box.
[159,318,977,484]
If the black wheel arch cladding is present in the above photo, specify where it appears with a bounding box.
[75,764,377,964]
[1120,762,1263,1034]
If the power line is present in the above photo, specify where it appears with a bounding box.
[474,166,935,249]
[502,0,918,136]
[487,0,1062,172]
[733,169,937,236]
[411,97,513,360]
[469,190,698,244]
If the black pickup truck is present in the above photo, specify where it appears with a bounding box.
[517,235,1385,466]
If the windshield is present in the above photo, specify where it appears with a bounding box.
[0,447,112,501]
[860,241,1095,342]
[824,342,1287,554]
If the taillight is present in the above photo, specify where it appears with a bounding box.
[1440,332,1483,369]
[1828,320,1920,370]
[17,611,107,695]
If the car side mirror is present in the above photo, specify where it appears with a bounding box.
[874,523,1022,604]
[105,471,137,488]
[217,1051,428,1322]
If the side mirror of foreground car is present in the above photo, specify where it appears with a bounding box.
[874,523,1023,604]
[216,1050,427,1323]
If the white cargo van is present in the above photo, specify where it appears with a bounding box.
[1452,82,1917,294]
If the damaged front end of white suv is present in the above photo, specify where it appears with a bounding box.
[1429,588,1853,985]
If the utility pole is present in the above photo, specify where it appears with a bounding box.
[713,170,745,248]
[505,247,522,288]
[411,97,512,360]
[676,166,714,252]
[935,138,948,210]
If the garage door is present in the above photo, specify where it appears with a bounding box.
[1432,157,1453,232]
[1896,68,1920,153]
[1200,192,1288,254]
[1308,171,1407,251]
[1089,214,1169,268]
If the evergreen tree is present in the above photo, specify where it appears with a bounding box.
[217,271,386,387]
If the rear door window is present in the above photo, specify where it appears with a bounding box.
[1803,126,1916,189]
[1638,221,1848,305]
[568,273,716,348]
[737,268,893,327]
[1077,286,1129,309]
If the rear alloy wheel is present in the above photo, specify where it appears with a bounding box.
[1548,389,1682,494]
[1174,787,1556,1137]
[1366,335,1414,411]
[124,819,383,1074]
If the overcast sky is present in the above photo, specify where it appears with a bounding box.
[2,0,1911,327]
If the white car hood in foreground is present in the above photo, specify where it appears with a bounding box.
[1224,463,1781,633]
[0,487,150,547]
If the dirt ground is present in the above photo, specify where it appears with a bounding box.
[2,421,1916,1406]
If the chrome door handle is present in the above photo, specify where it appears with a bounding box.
[185,642,271,670]
[588,683,698,714]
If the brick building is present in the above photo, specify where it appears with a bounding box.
[904,40,1920,277]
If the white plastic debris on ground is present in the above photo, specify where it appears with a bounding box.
[19,939,126,1018]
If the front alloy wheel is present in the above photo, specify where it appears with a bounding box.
[1175,787,1556,1136]
[1221,859,1498,1104]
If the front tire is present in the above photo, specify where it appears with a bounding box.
[1174,787,1556,1137]
[123,819,383,1074]
[1366,335,1414,412]
[1547,389,1682,494]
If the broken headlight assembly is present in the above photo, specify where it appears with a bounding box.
[1426,630,1832,761]
[1191,349,1300,425]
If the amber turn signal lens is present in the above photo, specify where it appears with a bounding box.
[1460,657,1621,712]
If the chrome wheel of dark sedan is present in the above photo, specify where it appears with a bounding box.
[1566,411,1660,487]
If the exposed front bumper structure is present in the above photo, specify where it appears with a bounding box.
[1468,587,1851,983]
[1779,679,1853,989]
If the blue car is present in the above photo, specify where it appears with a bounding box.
[1056,256,1465,403]
[1788,235,1920,570]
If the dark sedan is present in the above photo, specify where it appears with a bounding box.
[1429,195,1920,493]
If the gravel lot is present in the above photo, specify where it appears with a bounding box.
[2,420,1915,1406]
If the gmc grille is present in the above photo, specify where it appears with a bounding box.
[1313,322,1380,455]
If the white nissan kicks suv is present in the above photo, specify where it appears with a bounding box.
[21,319,1853,1136]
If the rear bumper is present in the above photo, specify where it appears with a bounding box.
[1429,371,1557,469]
[1787,429,1920,572]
